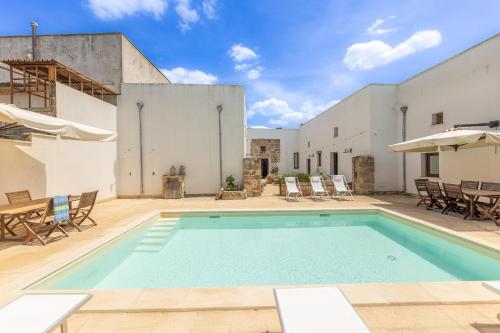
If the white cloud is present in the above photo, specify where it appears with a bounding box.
[175,0,199,31]
[249,98,339,126]
[228,44,259,63]
[249,125,270,129]
[202,0,217,19]
[88,0,167,20]
[344,30,442,71]
[161,67,218,84]
[246,66,263,80]
[366,18,398,36]
[234,63,251,72]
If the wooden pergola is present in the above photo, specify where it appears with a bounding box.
[1,59,117,108]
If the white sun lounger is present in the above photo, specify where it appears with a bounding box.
[310,176,330,200]
[483,281,500,295]
[331,175,353,199]
[0,293,91,333]
[274,287,371,333]
[284,177,303,201]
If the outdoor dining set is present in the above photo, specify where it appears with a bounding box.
[415,179,500,225]
[0,190,98,245]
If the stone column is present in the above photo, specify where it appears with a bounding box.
[352,155,375,194]
[243,158,262,197]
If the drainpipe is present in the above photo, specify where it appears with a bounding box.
[217,104,223,188]
[137,102,145,196]
[30,21,38,60]
[400,105,408,193]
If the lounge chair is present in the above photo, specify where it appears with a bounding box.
[414,179,430,207]
[284,177,303,201]
[274,287,371,333]
[331,175,353,199]
[68,191,98,231]
[442,183,467,215]
[0,293,91,333]
[423,181,446,210]
[19,196,69,245]
[310,176,330,200]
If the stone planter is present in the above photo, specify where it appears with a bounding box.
[216,189,247,200]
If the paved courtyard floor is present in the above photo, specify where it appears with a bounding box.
[1,185,500,332]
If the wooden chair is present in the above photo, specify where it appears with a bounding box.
[442,183,467,215]
[6,190,32,204]
[425,181,447,210]
[460,180,479,190]
[414,179,430,207]
[476,182,500,224]
[69,191,98,231]
[19,198,69,245]
[3,190,36,237]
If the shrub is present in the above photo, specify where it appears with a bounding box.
[278,173,310,184]
[225,175,239,191]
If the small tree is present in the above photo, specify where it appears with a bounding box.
[225,175,239,191]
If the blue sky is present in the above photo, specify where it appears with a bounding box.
[1,0,499,128]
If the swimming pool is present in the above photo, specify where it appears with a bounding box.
[30,210,500,289]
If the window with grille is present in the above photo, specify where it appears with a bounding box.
[432,112,444,125]
[260,146,266,153]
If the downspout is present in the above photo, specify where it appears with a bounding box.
[217,104,223,188]
[400,105,408,193]
[137,102,145,196]
[30,21,38,60]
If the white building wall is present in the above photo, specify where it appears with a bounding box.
[117,83,245,196]
[397,34,500,193]
[0,84,118,204]
[246,128,299,174]
[368,85,399,191]
[298,87,373,182]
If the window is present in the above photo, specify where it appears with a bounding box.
[293,152,299,169]
[317,151,322,167]
[307,141,310,148]
[432,112,444,125]
[424,153,439,177]
[260,145,266,153]
[333,126,339,137]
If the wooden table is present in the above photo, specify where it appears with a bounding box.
[0,196,80,241]
[461,189,500,223]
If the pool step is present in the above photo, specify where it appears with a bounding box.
[133,219,179,253]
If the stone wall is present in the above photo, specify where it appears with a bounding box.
[243,157,262,197]
[352,155,374,194]
[250,139,280,167]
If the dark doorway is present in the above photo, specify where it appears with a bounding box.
[306,158,311,175]
[261,158,269,178]
[330,152,338,175]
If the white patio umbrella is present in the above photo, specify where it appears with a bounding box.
[0,103,117,142]
[388,128,500,153]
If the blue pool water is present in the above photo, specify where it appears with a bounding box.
[33,211,500,289]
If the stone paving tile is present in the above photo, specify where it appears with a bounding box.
[4,186,500,332]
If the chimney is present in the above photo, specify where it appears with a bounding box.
[30,21,38,60]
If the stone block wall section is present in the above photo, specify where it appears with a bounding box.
[250,139,281,164]
[352,155,375,194]
[243,157,262,197]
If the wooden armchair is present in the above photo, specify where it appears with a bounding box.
[69,191,98,231]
